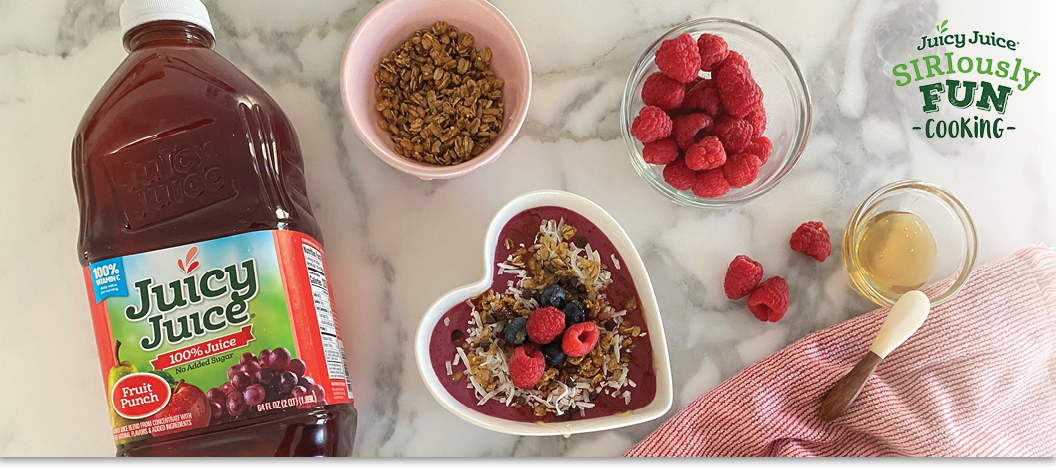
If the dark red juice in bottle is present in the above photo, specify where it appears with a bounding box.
[72,0,356,456]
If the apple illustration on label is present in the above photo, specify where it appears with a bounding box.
[152,380,210,437]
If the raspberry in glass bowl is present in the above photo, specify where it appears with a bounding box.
[621,18,811,208]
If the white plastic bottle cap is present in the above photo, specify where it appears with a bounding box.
[119,0,214,37]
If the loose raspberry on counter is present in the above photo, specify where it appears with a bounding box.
[724,255,764,300]
[682,79,723,117]
[744,107,766,137]
[714,116,754,153]
[508,346,546,389]
[697,33,729,72]
[723,153,762,188]
[641,72,685,110]
[655,33,701,83]
[642,138,680,165]
[747,277,789,322]
[790,221,832,262]
[526,306,566,344]
[562,321,600,357]
[715,58,763,118]
[631,106,673,143]
[744,136,773,164]
[662,158,698,191]
[692,168,730,198]
[672,113,713,149]
[685,136,726,171]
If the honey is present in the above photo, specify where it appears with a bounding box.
[854,210,938,296]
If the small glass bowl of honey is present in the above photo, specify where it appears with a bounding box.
[844,180,978,308]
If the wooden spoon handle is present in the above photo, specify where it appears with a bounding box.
[818,351,883,422]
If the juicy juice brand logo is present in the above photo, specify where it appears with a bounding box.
[891,20,1042,138]
[124,246,259,351]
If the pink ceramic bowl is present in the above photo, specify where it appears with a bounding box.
[340,0,531,180]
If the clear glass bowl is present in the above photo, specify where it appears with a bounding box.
[620,18,812,207]
[843,180,978,308]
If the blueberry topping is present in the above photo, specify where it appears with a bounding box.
[504,317,529,346]
[540,284,567,309]
[541,339,566,366]
[562,301,587,324]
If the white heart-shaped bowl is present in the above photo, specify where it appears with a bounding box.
[414,190,673,436]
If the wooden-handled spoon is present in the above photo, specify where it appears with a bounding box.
[818,290,930,421]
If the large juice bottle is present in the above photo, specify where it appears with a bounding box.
[72,0,356,456]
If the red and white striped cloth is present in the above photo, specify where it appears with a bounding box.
[628,244,1056,457]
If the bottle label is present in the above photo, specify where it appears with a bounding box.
[83,230,353,444]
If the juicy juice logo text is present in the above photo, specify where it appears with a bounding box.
[124,257,259,351]
[890,21,1041,138]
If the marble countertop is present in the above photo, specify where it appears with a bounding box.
[1,0,1054,457]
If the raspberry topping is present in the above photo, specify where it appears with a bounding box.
[692,168,730,198]
[641,72,685,110]
[747,277,789,322]
[672,113,713,149]
[744,107,766,137]
[744,136,773,164]
[655,33,701,83]
[562,321,600,357]
[696,33,729,72]
[722,153,762,188]
[526,306,566,344]
[714,116,754,153]
[662,158,698,191]
[631,106,673,143]
[790,221,832,262]
[724,255,764,300]
[642,137,680,165]
[682,79,723,117]
[508,346,546,389]
[715,58,763,118]
[685,135,726,171]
